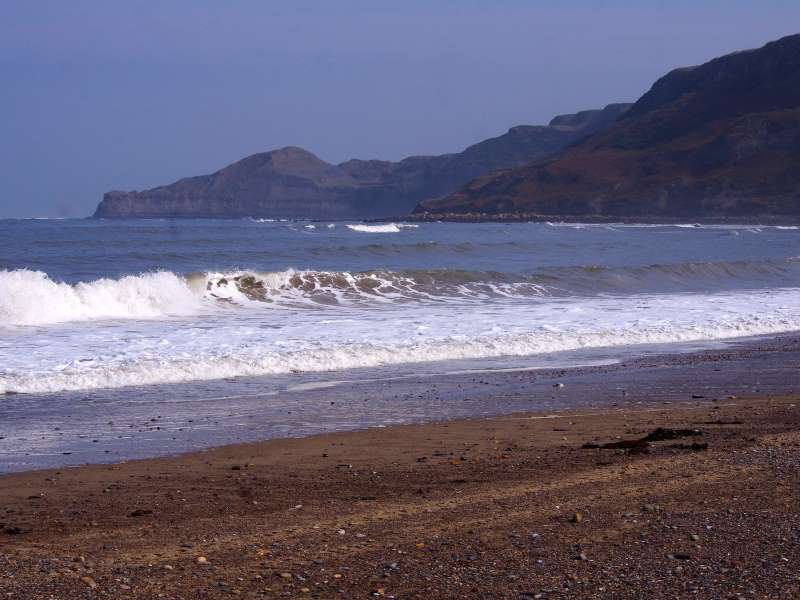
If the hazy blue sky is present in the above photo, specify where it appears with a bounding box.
[2,1,799,217]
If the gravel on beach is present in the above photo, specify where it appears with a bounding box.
[0,394,799,599]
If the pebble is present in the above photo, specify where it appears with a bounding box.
[669,553,692,561]
[570,512,583,524]
[81,575,98,589]
[196,556,209,565]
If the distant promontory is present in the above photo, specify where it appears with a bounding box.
[415,34,800,221]
[93,104,630,219]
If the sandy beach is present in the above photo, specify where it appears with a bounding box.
[1,371,799,598]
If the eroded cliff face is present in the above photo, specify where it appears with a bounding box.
[417,34,800,220]
[93,104,630,219]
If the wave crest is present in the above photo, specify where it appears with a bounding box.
[3,257,799,326]
[0,269,202,326]
[346,223,418,233]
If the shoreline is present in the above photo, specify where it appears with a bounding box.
[1,336,799,597]
[4,333,800,473]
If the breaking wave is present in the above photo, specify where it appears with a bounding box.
[346,223,418,233]
[0,270,203,326]
[2,257,799,326]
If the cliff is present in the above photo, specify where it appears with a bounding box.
[93,104,630,219]
[417,34,800,220]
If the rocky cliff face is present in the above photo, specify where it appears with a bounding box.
[417,34,800,220]
[93,104,630,219]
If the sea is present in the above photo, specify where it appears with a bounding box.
[1,218,800,470]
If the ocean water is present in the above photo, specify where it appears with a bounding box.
[1,218,800,396]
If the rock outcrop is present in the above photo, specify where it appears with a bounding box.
[93,104,630,219]
[416,34,800,221]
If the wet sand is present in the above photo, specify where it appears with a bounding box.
[4,334,800,473]
[1,385,799,597]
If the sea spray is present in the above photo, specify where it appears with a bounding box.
[0,269,202,326]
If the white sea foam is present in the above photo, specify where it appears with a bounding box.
[0,269,202,326]
[347,223,401,233]
[2,286,800,394]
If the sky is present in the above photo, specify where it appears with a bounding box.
[1,1,799,218]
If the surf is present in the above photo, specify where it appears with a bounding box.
[3,284,800,394]
[3,257,800,326]
[0,269,202,326]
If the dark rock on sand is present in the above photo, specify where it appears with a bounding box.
[642,427,704,442]
[586,427,706,453]
[3,526,25,535]
[669,442,710,451]
[600,439,651,452]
